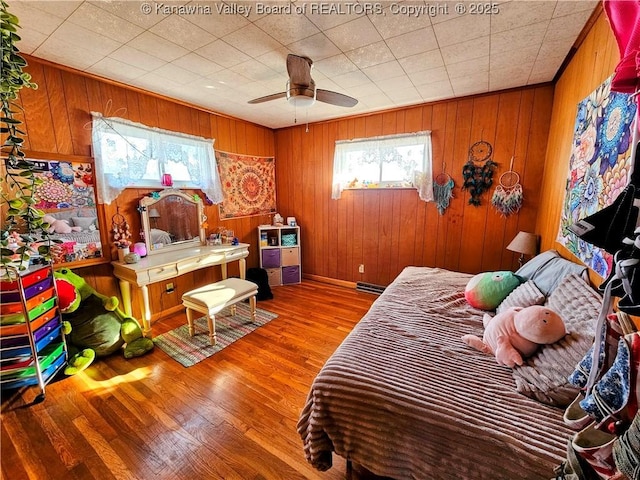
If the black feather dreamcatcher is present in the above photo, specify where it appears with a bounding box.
[462,140,497,206]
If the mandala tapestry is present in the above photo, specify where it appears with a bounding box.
[557,75,637,277]
[216,151,276,219]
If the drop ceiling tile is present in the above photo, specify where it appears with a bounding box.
[128,31,190,62]
[325,17,382,52]
[7,2,66,36]
[48,21,121,57]
[387,86,422,104]
[387,27,438,59]
[332,70,371,88]
[359,92,393,109]
[399,50,445,74]
[24,1,82,18]
[304,8,362,30]
[375,74,414,92]
[490,1,555,34]
[195,40,251,68]
[223,24,283,58]
[538,36,576,58]
[363,60,406,82]
[369,5,432,39]
[89,0,168,29]
[408,66,449,87]
[529,56,565,83]
[68,2,143,44]
[416,80,454,101]
[14,28,48,54]
[149,15,217,51]
[287,33,342,60]
[152,63,200,85]
[171,53,225,77]
[314,54,359,77]
[134,72,182,95]
[87,56,147,82]
[544,9,594,42]
[490,21,548,56]
[489,65,532,90]
[255,12,320,45]
[441,35,490,64]
[451,73,489,96]
[447,57,489,79]
[229,60,281,82]
[490,45,540,71]
[433,13,490,48]
[33,36,104,71]
[352,81,383,97]
[109,45,167,72]
[180,4,249,36]
[345,41,395,69]
[553,0,598,18]
[256,48,293,71]
[206,68,253,87]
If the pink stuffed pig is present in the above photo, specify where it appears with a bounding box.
[462,305,567,367]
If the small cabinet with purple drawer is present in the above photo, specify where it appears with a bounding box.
[258,225,301,286]
[0,264,67,402]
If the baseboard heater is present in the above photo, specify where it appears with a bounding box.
[356,282,386,295]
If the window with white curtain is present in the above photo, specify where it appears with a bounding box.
[331,131,434,202]
[91,113,224,205]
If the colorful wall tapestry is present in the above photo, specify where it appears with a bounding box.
[216,151,276,219]
[31,159,96,208]
[557,75,637,277]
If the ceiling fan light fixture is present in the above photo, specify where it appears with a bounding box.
[287,93,316,108]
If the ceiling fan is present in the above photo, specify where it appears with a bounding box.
[248,54,358,108]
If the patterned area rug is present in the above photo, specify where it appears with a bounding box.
[153,303,278,367]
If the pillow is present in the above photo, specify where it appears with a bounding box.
[70,216,96,231]
[496,280,545,314]
[511,273,601,407]
[516,249,588,296]
[464,271,522,310]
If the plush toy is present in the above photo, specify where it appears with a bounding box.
[464,271,523,310]
[43,214,81,234]
[54,268,154,375]
[462,305,567,367]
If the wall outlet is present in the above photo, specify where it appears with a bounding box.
[166,282,174,293]
[358,264,365,274]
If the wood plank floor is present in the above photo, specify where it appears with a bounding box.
[1,280,377,480]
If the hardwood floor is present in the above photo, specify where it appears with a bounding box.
[1,280,377,480]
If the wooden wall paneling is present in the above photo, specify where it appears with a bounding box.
[20,61,57,153]
[484,90,521,272]
[42,65,74,155]
[61,70,92,157]
[431,102,450,267]
[387,112,404,279]
[135,91,159,129]
[124,89,141,124]
[99,81,129,122]
[325,122,339,280]
[418,105,438,268]
[460,95,499,274]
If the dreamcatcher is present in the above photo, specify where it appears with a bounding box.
[433,162,454,215]
[462,140,497,206]
[111,209,131,249]
[491,157,523,216]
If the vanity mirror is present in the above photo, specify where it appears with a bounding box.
[139,189,206,255]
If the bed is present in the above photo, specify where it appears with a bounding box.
[297,254,600,479]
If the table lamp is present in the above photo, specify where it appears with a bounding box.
[149,208,160,228]
[507,231,539,267]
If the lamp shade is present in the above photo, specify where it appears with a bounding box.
[507,231,539,256]
[149,208,160,218]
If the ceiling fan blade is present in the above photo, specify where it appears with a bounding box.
[247,92,287,104]
[316,89,358,107]
[287,54,313,87]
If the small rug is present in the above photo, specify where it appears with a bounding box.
[153,303,278,367]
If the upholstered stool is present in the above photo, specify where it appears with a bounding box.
[181,278,258,346]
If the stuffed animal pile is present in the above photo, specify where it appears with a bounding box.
[54,268,154,375]
[43,214,82,235]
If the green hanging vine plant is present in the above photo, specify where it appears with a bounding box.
[0,0,50,272]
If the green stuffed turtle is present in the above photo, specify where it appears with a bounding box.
[54,268,154,375]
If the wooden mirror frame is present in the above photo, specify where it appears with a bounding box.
[139,189,206,256]
[20,150,110,268]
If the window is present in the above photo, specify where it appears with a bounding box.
[91,114,223,205]
[331,131,433,202]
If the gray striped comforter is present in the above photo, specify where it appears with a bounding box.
[297,266,574,479]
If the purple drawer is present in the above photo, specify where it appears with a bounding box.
[1,277,53,303]
[262,249,281,268]
[282,266,300,284]
[0,316,60,349]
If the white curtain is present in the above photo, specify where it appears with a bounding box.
[331,131,434,202]
[91,113,223,205]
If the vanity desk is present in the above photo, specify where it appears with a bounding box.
[112,243,249,337]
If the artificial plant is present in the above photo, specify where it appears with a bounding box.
[0,0,48,271]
